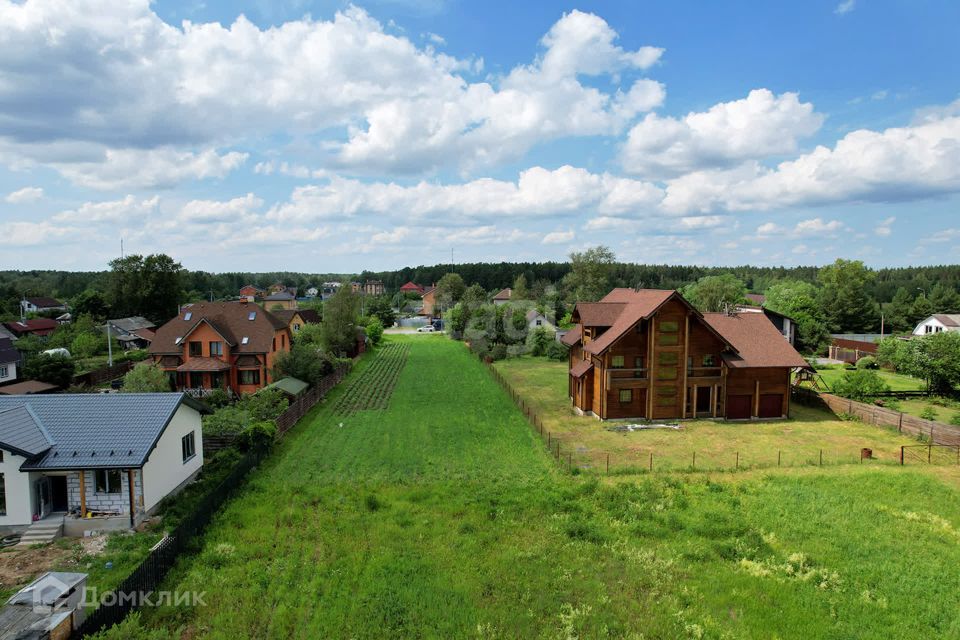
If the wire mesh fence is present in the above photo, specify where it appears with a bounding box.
[480,356,954,476]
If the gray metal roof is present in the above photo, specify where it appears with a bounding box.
[0,393,208,470]
[0,405,53,457]
[107,316,156,333]
[0,337,17,364]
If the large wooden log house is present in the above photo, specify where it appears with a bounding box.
[562,289,809,420]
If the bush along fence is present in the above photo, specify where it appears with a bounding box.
[793,387,960,447]
[481,357,954,474]
[72,362,352,638]
[202,363,352,456]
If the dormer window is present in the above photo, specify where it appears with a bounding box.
[183,312,192,321]
[248,311,256,321]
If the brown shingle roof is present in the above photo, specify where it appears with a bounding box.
[702,312,809,369]
[560,325,582,346]
[583,290,677,355]
[149,302,287,355]
[493,288,512,301]
[24,297,64,308]
[573,302,626,327]
[570,360,593,378]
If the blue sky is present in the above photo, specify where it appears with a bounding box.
[0,0,958,272]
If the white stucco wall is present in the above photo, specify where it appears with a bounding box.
[0,449,34,527]
[141,403,204,512]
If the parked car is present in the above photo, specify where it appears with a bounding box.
[416,325,435,333]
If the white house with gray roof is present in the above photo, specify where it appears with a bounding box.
[0,393,208,536]
[912,314,960,336]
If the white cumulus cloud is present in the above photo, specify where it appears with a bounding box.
[621,89,823,179]
[5,186,43,204]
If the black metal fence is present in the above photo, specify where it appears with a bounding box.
[72,449,263,638]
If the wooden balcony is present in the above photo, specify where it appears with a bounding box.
[606,368,649,388]
[687,367,722,383]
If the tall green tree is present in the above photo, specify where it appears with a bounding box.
[817,259,878,333]
[883,287,915,333]
[321,285,360,355]
[106,254,183,323]
[365,296,396,328]
[682,274,747,312]
[908,294,935,329]
[764,280,829,353]
[512,274,529,301]
[564,246,616,302]
[71,289,110,320]
[435,273,466,309]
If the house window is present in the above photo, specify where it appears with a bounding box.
[634,356,645,370]
[611,355,625,368]
[657,385,676,397]
[95,469,122,494]
[656,396,676,407]
[210,372,224,389]
[0,473,5,516]
[660,320,679,333]
[293,323,301,332]
[189,341,202,356]
[618,389,633,403]
[536,319,542,326]
[182,432,196,463]
[239,370,260,385]
[272,337,276,350]
[209,341,223,356]
[659,352,679,366]
[703,354,716,367]
[0,366,6,378]
[241,337,249,345]
[189,372,204,388]
[248,311,257,321]
[183,312,192,321]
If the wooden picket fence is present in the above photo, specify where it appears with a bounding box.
[818,391,960,446]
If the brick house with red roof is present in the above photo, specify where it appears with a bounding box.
[563,289,809,421]
[148,301,291,396]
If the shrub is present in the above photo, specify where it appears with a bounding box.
[831,370,889,401]
[919,407,938,421]
[546,340,569,361]
[949,413,960,427]
[237,420,277,453]
[121,362,170,392]
[365,317,384,346]
[855,356,877,370]
[204,388,232,409]
[526,327,553,357]
[488,344,508,361]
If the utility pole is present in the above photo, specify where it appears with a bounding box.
[107,322,113,367]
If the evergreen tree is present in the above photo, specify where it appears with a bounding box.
[929,283,960,314]
[817,259,878,333]
[908,294,935,328]
[883,287,914,333]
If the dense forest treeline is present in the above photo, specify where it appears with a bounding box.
[4,262,959,304]
[3,260,960,333]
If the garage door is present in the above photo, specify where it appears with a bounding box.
[726,394,752,419]
[758,394,783,418]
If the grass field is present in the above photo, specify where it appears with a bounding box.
[809,366,927,392]
[494,356,927,472]
[108,337,960,639]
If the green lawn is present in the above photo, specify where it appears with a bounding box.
[807,366,927,392]
[106,338,960,639]
[494,356,926,472]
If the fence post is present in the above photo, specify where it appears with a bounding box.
[929,444,932,463]
[556,441,560,459]
[606,453,610,474]
[735,451,739,470]
[819,449,823,466]
[692,451,696,470]
[777,450,781,467]
[548,432,551,447]
[568,452,572,470]
[649,452,653,472]
[900,446,904,465]
[898,412,903,432]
